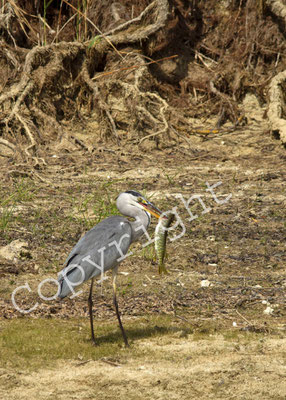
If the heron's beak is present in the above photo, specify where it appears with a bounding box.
[140,200,162,219]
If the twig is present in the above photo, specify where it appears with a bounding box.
[52,14,77,44]
[76,360,92,367]
[235,309,252,326]
[195,51,216,71]
[92,55,178,80]
[145,274,152,282]
[100,358,121,367]
[32,171,50,183]
[105,109,120,145]
[7,0,38,42]
[174,313,191,323]
[71,135,90,152]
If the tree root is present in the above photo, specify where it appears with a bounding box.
[266,0,286,19]
[14,113,36,157]
[0,0,170,162]
[101,57,173,146]
[1,0,285,161]
[106,0,169,45]
[267,70,286,143]
[0,137,15,158]
[139,92,169,144]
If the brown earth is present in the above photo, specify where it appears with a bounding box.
[0,93,286,399]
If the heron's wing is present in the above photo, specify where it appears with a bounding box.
[58,216,132,298]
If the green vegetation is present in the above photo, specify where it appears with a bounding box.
[163,170,180,186]
[0,177,120,239]
[0,315,273,373]
[0,178,37,235]
[0,315,184,371]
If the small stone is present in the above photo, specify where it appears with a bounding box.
[0,240,29,261]
[263,306,274,315]
[201,279,211,287]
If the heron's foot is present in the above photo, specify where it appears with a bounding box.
[91,337,98,346]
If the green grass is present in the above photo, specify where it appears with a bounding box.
[163,171,180,186]
[140,244,156,262]
[0,315,183,371]
[64,179,119,229]
[67,191,118,231]
[0,178,37,235]
[0,204,15,233]
[0,177,119,240]
[0,315,272,372]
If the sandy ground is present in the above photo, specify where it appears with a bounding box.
[1,335,286,400]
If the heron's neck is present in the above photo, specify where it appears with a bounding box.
[129,209,150,242]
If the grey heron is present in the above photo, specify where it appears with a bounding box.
[58,190,162,347]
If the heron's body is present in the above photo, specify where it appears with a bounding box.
[58,216,132,298]
[57,190,162,346]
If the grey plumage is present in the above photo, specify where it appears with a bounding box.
[58,216,132,298]
[57,190,162,346]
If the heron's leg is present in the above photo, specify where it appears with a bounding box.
[112,267,129,347]
[88,277,96,345]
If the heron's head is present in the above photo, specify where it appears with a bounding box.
[117,190,162,219]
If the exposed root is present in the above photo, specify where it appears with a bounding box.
[0,137,15,158]
[6,81,34,123]
[103,1,156,37]
[0,42,87,159]
[14,112,36,158]
[267,70,286,143]
[106,0,169,44]
[0,137,15,150]
[139,92,169,144]
[100,57,173,146]
[1,0,286,160]
[266,0,286,19]
[0,2,17,47]
[0,1,171,160]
